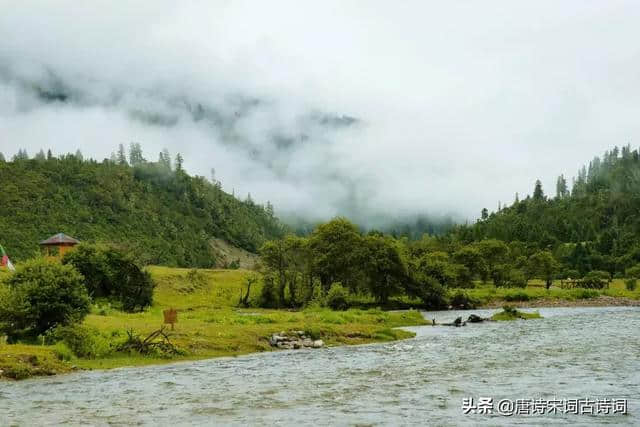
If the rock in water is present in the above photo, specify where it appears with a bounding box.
[312,340,324,348]
[467,314,484,323]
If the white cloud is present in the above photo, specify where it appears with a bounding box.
[1,0,640,224]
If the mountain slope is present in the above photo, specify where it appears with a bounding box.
[452,145,640,274]
[0,154,284,266]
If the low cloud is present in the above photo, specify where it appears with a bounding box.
[2,1,640,226]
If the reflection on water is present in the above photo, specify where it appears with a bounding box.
[1,307,638,426]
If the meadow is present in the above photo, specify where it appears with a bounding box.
[0,267,427,379]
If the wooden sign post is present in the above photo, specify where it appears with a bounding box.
[163,308,178,330]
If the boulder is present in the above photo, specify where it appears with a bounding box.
[467,314,485,323]
[312,340,324,348]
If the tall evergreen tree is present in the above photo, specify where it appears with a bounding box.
[533,179,544,201]
[0,152,5,162]
[129,143,145,166]
[46,149,53,160]
[117,144,127,165]
[175,153,184,172]
[556,174,568,199]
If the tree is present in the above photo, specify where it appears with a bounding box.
[158,148,171,170]
[75,149,84,162]
[0,152,5,162]
[453,245,486,281]
[533,179,545,201]
[129,143,145,166]
[364,235,406,303]
[528,251,558,289]
[481,208,489,220]
[476,239,509,285]
[0,259,90,340]
[117,144,127,165]
[175,153,184,172]
[62,244,155,312]
[309,218,365,292]
[12,149,29,161]
[47,149,53,160]
[556,175,568,199]
[35,149,46,161]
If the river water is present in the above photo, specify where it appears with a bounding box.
[1,306,638,426]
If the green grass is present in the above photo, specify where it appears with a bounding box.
[490,307,542,321]
[456,278,640,306]
[1,267,427,379]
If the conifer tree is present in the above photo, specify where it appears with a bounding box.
[533,179,544,201]
[117,144,127,165]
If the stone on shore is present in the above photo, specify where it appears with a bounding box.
[268,332,325,350]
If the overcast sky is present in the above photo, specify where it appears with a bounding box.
[1,1,639,225]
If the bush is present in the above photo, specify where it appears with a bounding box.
[449,291,478,309]
[505,269,527,288]
[63,244,155,312]
[326,283,349,310]
[625,279,637,291]
[503,291,531,302]
[580,271,609,289]
[574,289,599,299]
[49,324,111,358]
[626,264,640,279]
[0,259,90,340]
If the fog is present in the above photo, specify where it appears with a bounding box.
[2,1,640,225]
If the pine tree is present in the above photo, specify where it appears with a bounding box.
[158,148,171,170]
[129,143,145,166]
[109,152,117,163]
[514,192,519,203]
[75,149,84,162]
[0,152,5,162]
[175,153,184,172]
[117,144,127,165]
[481,208,488,220]
[13,149,29,161]
[47,149,53,160]
[533,179,544,201]
[556,174,567,199]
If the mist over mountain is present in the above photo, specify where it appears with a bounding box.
[2,2,640,227]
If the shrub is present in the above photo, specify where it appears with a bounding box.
[626,264,640,279]
[580,271,609,289]
[326,283,349,310]
[625,279,637,291]
[0,259,90,340]
[503,291,531,302]
[505,269,527,288]
[449,291,478,309]
[63,244,155,312]
[49,324,111,358]
[574,289,599,299]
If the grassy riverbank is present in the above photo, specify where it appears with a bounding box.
[1,267,427,379]
[452,279,640,308]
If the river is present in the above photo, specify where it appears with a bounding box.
[1,306,638,425]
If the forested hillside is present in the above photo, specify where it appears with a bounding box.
[0,146,285,266]
[452,145,640,276]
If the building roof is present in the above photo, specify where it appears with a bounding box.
[39,233,80,246]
